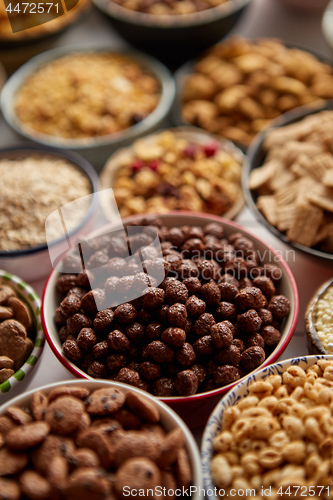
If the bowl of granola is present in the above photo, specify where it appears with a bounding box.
[244,100,333,260]
[202,355,333,500]
[174,37,333,149]
[92,0,251,65]
[100,127,244,219]
[0,145,99,281]
[1,46,175,171]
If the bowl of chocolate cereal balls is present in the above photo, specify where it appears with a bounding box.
[42,213,299,427]
[202,355,333,500]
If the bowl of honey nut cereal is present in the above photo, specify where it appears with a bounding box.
[0,378,203,499]
[202,355,333,500]
[244,100,333,260]
[0,145,99,282]
[0,270,44,397]
[306,278,333,356]
[42,212,299,427]
[92,0,251,64]
[100,127,244,220]
[174,37,333,149]
[1,45,175,171]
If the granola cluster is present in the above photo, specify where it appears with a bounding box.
[112,0,229,15]
[14,53,161,140]
[182,37,333,146]
[101,130,242,217]
[250,110,333,252]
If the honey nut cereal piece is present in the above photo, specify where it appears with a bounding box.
[31,391,48,421]
[0,306,13,321]
[19,470,51,499]
[6,407,32,426]
[0,286,15,305]
[0,477,20,500]
[6,297,32,333]
[0,447,28,476]
[0,369,14,383]
[115,457,161,499]
[5,421,50,451]
[287,201,324,247]
[126,391,159,424]
[0,356,14,370]
[157,428,185,468]
[48,386,90,403]
[0,320,27,361]
[45,396,85,435]
[85,387,126,415]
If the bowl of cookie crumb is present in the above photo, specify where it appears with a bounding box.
[0,379,203,499]
[0,270,44,397]
[244,100,333,260]
[0,146,99,281]
[306,278,333,355]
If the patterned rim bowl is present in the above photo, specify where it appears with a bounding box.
[0,270,44,395]
[201,354,333,500]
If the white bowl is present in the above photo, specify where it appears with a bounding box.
[0,378,203,499]
[201,354,333,500]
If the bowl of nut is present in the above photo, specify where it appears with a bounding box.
[0,146,99,282]
[1,45,175,171]
[100,127,244,219]
[0,378,203,499]
[0,270,44,396]
[42,212,299,427]
[244,100,333,260]
[305,278,333,355]
[174,37,333,149]
[92,0,251,65]
[202,355,333,499]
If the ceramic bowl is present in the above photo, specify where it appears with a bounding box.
[42,212,299,427]
[0,378,203,499]
[0,270,44,396]
[100,126,245,221]
[201,354,333,500]
[1,45,176,171]
[0,145,99,282]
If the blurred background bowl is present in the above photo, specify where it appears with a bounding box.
[0,270,44,396]
[323,0,333,52]
[243,100,333,261]
[92,0,252,67]
[0,45,176,171]
[201,354,333,500]
[0,146,99,281]
[306,277,333,355]
[0,378,203,499]
[275,0,329,10]
[42,212,299,427]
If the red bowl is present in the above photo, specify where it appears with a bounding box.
[42,212,299,427]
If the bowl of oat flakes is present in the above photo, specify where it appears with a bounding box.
[1,45,175,171]
[100,127,244,219]
[306,278,333,355]
[202,355,333,500]
[244,100,333,260]
[0,146,99,281]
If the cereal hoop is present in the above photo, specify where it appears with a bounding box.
[100,126,245,221]
[42,212,299,427]
[0,270,44,395]
[201,354,333,500]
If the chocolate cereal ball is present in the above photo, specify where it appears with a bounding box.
[253,276,276,299]
[182,238,204,258]
[215,345,241,367]
[165,281,188,305]
[177,260,199,280]
[87,361,107,378]
[238,309,262,334]
[240,346,265,373]
[167,304,187,328]
[77,328,97,350]
[142,288,165,310]
[193,335,213,356]
[204,223,224,239]
[186,296,206,318]
[93,309,114,334]
[92,340,109,359]
[218,283,238,302]
[257,308,273,326]
[56,275,78,294]
[77,270,95,289]
[210,322,233,349]
[152,378,175,397]
[114,303,137,324]
[191,364,206,384]
[62,337,83,361]
[116,367,140,387]
[161,327,186,348]
[201,281,221,306]
[81,289,105,315]
[175,370,198,396]
[213,366,240,387]
[263,264,282,283]
[108,331,130,352]
[182,277,201,295]
[55,307,67,327]
[215,302,237,321]
[193,313,215,337]
[176,343,196,367]
[142,341,174,363]
[145,323,163,342]
[235,287,267,311]
[167,228,185,247]
[60,294,81,317]
[139,362,161,381]
[244,333,265,349]
[107,354,127,372]
[260,326,281,347]
[268,295,290,320]
[197,260,216,282]
[67,314,92,335]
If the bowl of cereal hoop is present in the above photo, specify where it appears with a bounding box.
[0,270,44,397]
[100,127,244,220]
[0,45,175,171]
[42,212,299,427]
[0,145,99,282]
[244,100,333,260]
[0,378,203,499]
[306,278,333,355]
[202,355,333,500]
